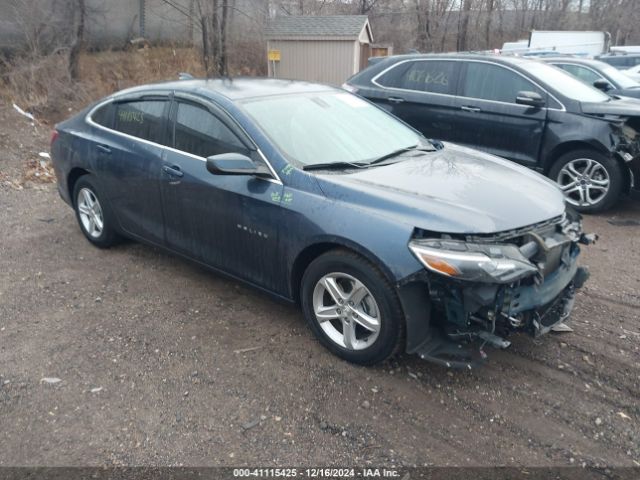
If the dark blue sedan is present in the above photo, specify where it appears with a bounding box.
[51,78,592,368]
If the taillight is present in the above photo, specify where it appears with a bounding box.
[341,83,359,94]
[50,129,59,147]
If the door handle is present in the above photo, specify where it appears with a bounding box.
[461,105,481,113]
[162,165,184,178]
[96,144,111,154]
[388,97,405,104]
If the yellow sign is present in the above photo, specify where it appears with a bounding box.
[268,49,281,62]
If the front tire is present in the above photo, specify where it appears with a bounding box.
[549,149,623,213]
[300,249,404,365]
[73,175,119,248]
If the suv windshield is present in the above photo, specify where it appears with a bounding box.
[520,61,611,102]
[241,92,423,167]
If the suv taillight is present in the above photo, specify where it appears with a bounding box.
[50,129,59,147]
[341,83,359,94]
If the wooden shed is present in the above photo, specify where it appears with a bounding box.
[265,15,374,85]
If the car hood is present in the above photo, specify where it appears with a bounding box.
[314,144,566,234]
[581,97,640,116]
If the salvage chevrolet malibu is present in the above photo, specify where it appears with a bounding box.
[50,78,594,368]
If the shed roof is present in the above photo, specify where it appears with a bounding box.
[265,15,371,41]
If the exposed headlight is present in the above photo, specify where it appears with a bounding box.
[621,124,637,141]
[408,239,538,284]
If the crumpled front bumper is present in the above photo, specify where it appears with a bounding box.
[503,245,589,336]
[403,216,594,368]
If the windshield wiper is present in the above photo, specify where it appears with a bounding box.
[303,161,367,171]
[303,142,437,171]
[367,143,435,166]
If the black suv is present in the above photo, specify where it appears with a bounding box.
[597,53,640,70]
[541,57,640,99]
[346,54,640,212]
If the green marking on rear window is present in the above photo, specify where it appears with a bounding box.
[283,192,293,204]
[270,191,281,202]
[118,110,144,124]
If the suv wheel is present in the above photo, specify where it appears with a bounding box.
[549,150,623,213]
[300,249,404,365]
[73,176,119,248]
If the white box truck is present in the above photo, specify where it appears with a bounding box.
[527,30,610,56]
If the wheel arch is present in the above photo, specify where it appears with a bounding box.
[543,141,609,174]
[544,141,631,194]
[290,239,398,305]
[67,167,91,205]
[291,240,433,355]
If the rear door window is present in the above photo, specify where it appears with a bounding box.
[462,62,542,104]
[378,60,457,95]
[113,100,168,144]
[173,102,249,158]
[555,64,603,84]
[601,56,630,68]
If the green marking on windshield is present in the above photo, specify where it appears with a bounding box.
[281,164,294,176]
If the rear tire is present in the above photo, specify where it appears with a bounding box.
[300,249,405,365]
[549,149,623,213]
[73,175,119,248]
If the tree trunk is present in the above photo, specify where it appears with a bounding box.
[219,0,229,76]
[201,15,210,74]
[457,0,472,52]
[415,0,430,52]
[485,0,494,49]
[68,0,85,81]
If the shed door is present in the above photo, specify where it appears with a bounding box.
[359,43,370,71]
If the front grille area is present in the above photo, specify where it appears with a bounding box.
[463,214,565,244]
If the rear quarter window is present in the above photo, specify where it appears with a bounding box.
[91,102,114,128]
[113,100,167,144]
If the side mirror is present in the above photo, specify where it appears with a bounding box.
[593,79,612,92]
[515,91,546,108]
[206,152,270,177]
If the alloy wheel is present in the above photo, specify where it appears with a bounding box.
[557,158,610,207]
[312,272,381,351]
[77,187,104,239]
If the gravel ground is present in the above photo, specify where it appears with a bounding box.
[0,99,639,468]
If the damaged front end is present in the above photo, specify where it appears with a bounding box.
[405,210,595,368]
[613,118,640,194]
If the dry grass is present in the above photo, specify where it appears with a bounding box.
[0,45,216,123]
[0,44,264,187]
[1,52,84,121]
[22,155,56,185]
[79,46,206,100]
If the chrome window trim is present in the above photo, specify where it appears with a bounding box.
[371,58,567,112]
[85,97,283,186]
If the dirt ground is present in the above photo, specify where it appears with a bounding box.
[0,99,639,468]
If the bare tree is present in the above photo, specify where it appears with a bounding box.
[456,0,473,51]
[68,0,86,81]
[357,0,379,14]
[161,0,241,76]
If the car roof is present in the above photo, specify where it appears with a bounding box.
[541,57,608,66]
[599,52,640,58]
[377,52,539,67]
[111,77,337,102]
